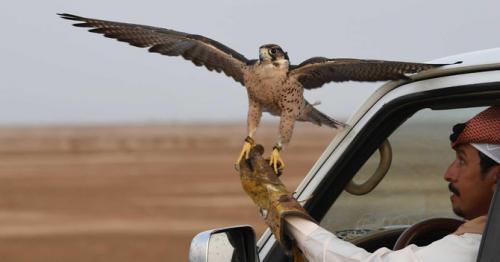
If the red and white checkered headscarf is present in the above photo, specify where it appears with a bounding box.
[452,106,500,163]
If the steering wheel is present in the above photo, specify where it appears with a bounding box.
[393,217,463,250]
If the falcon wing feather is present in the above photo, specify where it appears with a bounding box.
[59,13,250,85]
[289,57,455,89]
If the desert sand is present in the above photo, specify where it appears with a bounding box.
[0,122,335,261]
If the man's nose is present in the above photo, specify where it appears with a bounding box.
[444,160,459,182]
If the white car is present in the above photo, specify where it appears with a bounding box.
[189,48,500,262]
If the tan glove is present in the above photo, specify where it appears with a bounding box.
[238,145,315,253]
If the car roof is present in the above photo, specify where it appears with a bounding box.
[352,47,500,128]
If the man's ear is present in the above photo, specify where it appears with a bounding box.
[491,165,500,192]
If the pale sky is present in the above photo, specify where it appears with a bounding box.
[1,0,499,125]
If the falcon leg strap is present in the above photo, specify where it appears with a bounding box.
[269,144,285,175]
[235,136,255,170]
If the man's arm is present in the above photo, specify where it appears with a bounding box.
[286,216,482,262]
[286,216,392,261]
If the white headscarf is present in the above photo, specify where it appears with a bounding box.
[472,143,500,164]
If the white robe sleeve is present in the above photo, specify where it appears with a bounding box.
[285,216,481,262]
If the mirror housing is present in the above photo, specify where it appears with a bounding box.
[189,225,258,262]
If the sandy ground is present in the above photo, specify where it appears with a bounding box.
[0,122,335,262]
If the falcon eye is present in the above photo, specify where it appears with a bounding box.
[270,48,277,54]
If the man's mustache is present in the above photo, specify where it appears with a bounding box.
[448,183,460,196]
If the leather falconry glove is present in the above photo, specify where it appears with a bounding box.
[238,145,315,253]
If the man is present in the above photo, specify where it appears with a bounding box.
[239,106,500,261]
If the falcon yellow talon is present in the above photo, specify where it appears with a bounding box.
[269,147,285,174]
[235,136,255,167]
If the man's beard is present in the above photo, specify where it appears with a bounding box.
[452,205,464,217]
[449,183,464,217]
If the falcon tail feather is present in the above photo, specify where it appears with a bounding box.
[303,103,347,129]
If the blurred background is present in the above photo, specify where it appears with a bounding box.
[1,0,499,261]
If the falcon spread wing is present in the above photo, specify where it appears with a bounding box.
[58,13,250,85]
[289,57,452,89]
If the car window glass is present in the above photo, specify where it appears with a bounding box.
[319,107,485,239]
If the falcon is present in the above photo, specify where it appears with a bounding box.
[59,13,453,173]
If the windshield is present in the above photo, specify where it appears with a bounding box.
[319,107,485,238]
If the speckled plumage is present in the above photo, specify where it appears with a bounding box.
[245,58,302,145]
[59,13,453,170]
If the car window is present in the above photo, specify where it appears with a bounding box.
[319,107,485,238]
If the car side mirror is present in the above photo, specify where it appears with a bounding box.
[189,225,258,262]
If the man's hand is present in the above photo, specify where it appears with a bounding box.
[238,145,315,253]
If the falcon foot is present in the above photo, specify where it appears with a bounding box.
[235,136,255,171]
[269,145,285,175]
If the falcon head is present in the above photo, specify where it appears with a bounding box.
[259,44,289,63]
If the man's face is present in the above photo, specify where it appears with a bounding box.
[444,144,496,220]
